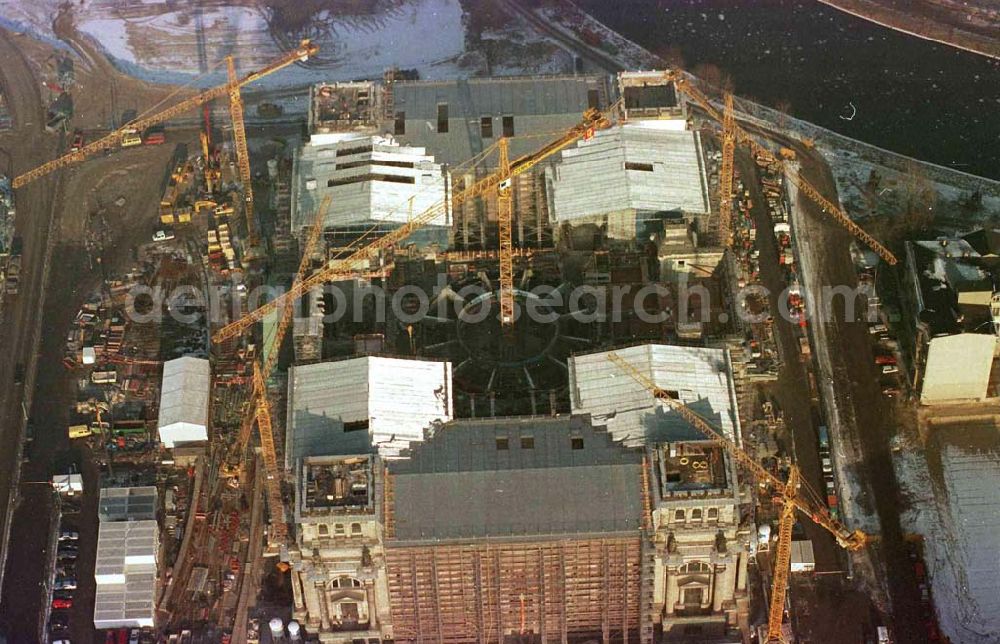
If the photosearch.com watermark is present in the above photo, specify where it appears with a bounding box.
[123,274,878,329]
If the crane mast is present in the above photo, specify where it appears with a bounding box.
[227,56,258,248]
[252,362,287,545]
[13,40,319,189]
[670,73,897,265]
[767,475,799,644]
[719,93,736,248]
[497,137,515,328]
[212,106,614,344]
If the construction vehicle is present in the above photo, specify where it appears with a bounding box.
[70,129,84,153]
[669,72,897,265]
[212,106,615,343]
[120,128,142,148]
[605,351,868,643]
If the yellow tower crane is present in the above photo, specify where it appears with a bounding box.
[234,195,331,547]
[211,106,615,344]
[669,72,897,265]
[12,40,319,254]
[226,56,259,249]
[605,351,868,643]
[496,137,515,328]
[718,92,736,248]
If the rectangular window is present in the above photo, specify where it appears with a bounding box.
[571,437,584,450]
[343,420,369,433]
[587,88,600,110]
[327,173,416,188]
[480,116,493,138]
[437,103,449,133]
[502,115,515,138]
[624,161,654,172]
[336,144,373,157]
[520,436,534,449]
[496,437,509,450]
[394,111,406,135]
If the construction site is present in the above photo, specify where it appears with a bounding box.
[1,4,999,644]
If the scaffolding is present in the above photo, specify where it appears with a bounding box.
[385,537,643,643]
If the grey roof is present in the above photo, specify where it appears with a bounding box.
[547,124,710,224]
[388,415,644,542]
[568,344,741,447]
[98,486,158,522]
[385,75,611,166]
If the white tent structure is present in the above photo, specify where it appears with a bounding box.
[93,487,159,630]
[157,356,210,448]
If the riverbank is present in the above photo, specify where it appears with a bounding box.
[817,0,999,60]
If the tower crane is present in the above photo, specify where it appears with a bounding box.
[226,56,259,249]
[669,73,897,265]
[605,351,868,643]
[233,195,332,547]
[12,41,320,251]
[496,137,515,328]
[718,92,736,248]
[211,107,615,344]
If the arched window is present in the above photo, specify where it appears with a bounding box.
[318,524,329,537]
[680,561,711,574]
[351,522,362,535]
[691,509,703,521]
[674,509,685,521]
[333,576,363,588]
[707,508,719,521]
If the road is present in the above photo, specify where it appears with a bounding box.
[791,149,926,643]
[0,25,66,639]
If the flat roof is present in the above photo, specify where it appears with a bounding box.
[921,333,996,402]
[93,519,157,629]
[98,486,157,522]
[656,443,729,494]
[384,75,611,166]
[299,455,374,517]
[387,415,644,542]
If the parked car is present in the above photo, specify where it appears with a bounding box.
[59,530,79,541]
[54,577,77,590]
[881,365,899,375]
[875,354,897,366]
[49,613,69,630]
[152,228,175,242]
[129,629,140,644]
[52,597,73,609]
[53,589,73,600]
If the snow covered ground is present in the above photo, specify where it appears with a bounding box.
[895,433,1000,644]
[0,0,571,88]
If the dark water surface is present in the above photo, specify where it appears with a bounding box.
[575,0,1000,180]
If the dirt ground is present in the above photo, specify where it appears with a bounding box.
[0,13,199,641]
